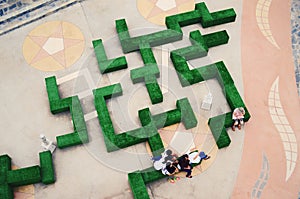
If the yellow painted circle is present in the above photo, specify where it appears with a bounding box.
[23,21,85,72]
[137,0,195,26]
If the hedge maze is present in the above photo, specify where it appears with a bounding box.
[93,83,197,156]
[0,2,251,199]
[0,151,55,199]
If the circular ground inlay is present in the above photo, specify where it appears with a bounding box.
[146,114,218,177]
[137,0,194,26]
[23,21,85,72]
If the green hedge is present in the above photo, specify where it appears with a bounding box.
[39,151,55,184]
[0,155,11,184]
[45,76,89,149]
[7,166,41,187]
[92,39,127,74]
[0,184,13,199]
[128,172,150,199]
[94,84,197,153]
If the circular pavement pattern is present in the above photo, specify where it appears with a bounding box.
[146,114,218,177]
[137,0,194,26]
[23,21,85,72]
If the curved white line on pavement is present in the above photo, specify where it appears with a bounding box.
[251,153,269,199]
[256,0,280,49]
[268,76,297,181]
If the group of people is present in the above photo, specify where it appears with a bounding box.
[150,107,246,184]
[152,148,210,183]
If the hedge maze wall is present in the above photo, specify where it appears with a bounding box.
[0,2,250,199]
[0,151,55,199]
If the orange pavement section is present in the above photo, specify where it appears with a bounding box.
[232,0,300,198]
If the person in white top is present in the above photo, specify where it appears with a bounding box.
[231,107,245,131]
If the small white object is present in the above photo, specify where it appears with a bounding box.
[40,134,56,153]
[201,93,213,110]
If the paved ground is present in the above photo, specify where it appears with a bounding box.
[0,0,299,199]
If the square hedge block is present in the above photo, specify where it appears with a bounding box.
[138,108,152,125]
[0,184,13,199]
[116,19,129,32]
[128,172,150,199]
[7,166,41,187]
[39,151,55,184]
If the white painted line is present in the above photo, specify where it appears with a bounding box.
[78,90,93,99]
[56,71,81,84]
[84,111,98,121]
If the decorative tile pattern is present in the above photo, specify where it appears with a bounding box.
[268,76,297,181]
[251,153,269,199]
[291,0,300,95]
[256,0,280,49]
[23,21,85,71]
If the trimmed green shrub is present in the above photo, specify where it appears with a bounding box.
[128,172,150,199]
[7,166,41,187]
[0,155,11,184]
[39,151,55,184]
[92,39,127,74]
[0,184,13,199]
